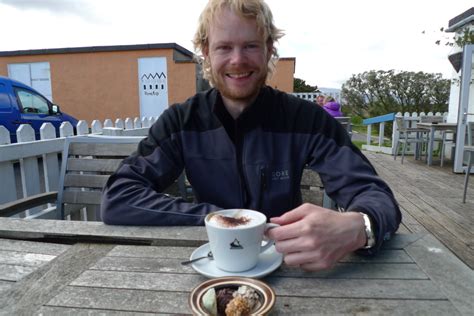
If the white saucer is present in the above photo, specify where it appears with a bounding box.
[190,243,283,279]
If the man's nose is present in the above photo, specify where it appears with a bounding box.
[229,47,246,64]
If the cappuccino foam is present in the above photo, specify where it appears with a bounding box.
[208,212,260,229]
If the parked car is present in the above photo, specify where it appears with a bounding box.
[0,76,78,142]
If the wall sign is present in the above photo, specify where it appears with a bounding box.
[138,57,168,117]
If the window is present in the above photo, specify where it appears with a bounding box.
[16,88,50,114]
[8,62,53,102]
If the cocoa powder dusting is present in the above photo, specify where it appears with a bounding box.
[217,215,251,227]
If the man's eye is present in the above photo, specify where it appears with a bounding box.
[246,44,260,49]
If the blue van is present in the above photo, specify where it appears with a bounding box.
[0,76,78,142]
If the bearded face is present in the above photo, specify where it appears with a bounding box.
[205,7,271,105]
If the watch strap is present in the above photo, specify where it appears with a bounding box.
[359,212,375,249]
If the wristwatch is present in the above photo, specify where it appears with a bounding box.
[359,212,375,249]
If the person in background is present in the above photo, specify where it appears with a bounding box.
[315,94,325,107]
[322,96,343,117]
[101,0,401,271]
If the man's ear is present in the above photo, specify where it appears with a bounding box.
[203,45,209,58]
[266,40,273,62]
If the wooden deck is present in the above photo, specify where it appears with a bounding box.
[364,151,474,270]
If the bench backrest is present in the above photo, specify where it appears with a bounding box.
[57,136,143,220]
[419,116,445,123]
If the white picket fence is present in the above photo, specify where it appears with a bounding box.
[0,116,157,145]
[0,116,155,217]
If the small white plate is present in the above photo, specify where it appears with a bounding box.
[190,243,283,279]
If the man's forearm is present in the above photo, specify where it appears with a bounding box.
[101,175,220,226]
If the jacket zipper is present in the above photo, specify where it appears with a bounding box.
[235,121,249,207]
[258,167,267,211]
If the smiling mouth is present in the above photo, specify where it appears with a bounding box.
[227,72,252,79]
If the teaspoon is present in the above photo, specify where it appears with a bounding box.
[181,251,213,265]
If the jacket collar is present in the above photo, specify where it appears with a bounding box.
[211,86,270,143]
[212,86,269,123]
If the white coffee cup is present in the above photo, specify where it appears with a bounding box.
[205,209,278,272]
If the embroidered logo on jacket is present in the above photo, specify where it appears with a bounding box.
[271,170,290,181]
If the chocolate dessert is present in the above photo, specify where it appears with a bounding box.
[202,285,261,316]
[216,287,236,314]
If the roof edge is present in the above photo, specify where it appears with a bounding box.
[446,7,474,32]
[0,43,195,58]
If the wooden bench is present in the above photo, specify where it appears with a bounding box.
[0,136,189,220]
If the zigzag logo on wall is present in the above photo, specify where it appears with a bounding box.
[141,72,167,92]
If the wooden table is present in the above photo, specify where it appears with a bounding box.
[417,122,457,166]
[0,218,473,315]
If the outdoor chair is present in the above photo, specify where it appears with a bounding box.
[301,168,338,210]
[439,120,474,168]
[462,122,474,203]
[440,130,456,167]
[393,117,428,164]
[419,116,447,164]
[0,136,191,220]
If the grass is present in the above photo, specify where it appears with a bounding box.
[351,139,391,150]
[352,140,365,150]
[353,123,385,138]
[351,123,367,134]
[350,116,394,150]
[352,139,376,149]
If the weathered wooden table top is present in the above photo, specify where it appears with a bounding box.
[0,218,473,315]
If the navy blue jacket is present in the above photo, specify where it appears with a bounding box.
[101,86,401,252]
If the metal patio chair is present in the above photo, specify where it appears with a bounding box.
[419,116,447,164]
[393,117,428,164]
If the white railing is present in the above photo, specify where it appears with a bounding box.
[362,111,448,155]
[293,92,318,102]
[0,116,154,215]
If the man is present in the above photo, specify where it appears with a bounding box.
[101,0,401,271]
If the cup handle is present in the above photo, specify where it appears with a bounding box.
[260,223,280,253]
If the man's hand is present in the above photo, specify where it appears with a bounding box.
[266,203,366,271]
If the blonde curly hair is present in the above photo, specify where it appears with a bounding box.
[192,0,284,87]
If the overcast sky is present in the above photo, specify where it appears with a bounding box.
[0,0,471,88]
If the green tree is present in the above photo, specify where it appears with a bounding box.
[430,26,474,47]
[341,70,450,118]
[294,78,318,92]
